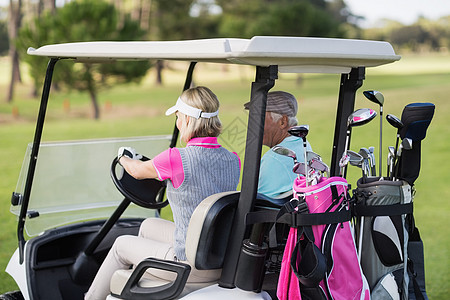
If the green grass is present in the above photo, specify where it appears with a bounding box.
[0,54,449,298]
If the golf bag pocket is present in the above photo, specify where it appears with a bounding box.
[372,216,404,266]
[277,227,302,300]
[277,176,369,300]
[290,227,327,288]
[371,273,400,300]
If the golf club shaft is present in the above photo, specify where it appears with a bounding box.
[341,129,350,177]
[303,139,309,186]
[393,149,402,180]
[379,107,383,177]
[393,137,402,180]
[393,134,400,176]
[358,217,364,262]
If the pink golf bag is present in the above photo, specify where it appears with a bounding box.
[277,176,370,300]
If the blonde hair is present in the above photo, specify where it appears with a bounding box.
[178,86,222,142]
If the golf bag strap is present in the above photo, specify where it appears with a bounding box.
[246,198,304,248]
[354,202,413,217]
[408,259,425,300]
[284,210,351,227]
[245,206,351,226]
[246,197,350,247]
[330,185,339,207]
[246,198,303,226]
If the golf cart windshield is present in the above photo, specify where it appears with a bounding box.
[12,135,171,237]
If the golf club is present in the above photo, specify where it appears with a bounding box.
[360,92,384,266]
[347,150,365,180]
[359,147,371,182]
[348,150,364,167]
[369,146,376,177]
[364,90,384,176]
[306,150,321,163]
[393,138,413,180]
[341,108,377,177]
[386,114,404,175]
[357,147,373,262]
[272,145,298,163]
[339,154,350,176]
[339,150,363,176]
[310,158,329,174]
[292,162,307,175]
[288,125,310,186]
[293,159,326,174]
[272,146,305,180]
[387,146,395,178]
[293,158,329,185]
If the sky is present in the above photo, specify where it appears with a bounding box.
[2,0,450,28]
[344,0,450,27]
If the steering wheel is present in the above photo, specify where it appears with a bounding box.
[110,156,169,209]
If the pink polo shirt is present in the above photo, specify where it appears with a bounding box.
[152,137,240,188]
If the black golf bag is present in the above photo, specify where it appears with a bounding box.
[353,103,434,300]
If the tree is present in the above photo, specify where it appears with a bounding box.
[152,0,197,85]
[153,0,197,41]
[37,0,56,17]
[436,16,450,50]
[6,0,23,103]
[0,19,8,55]
[389,25,428,52]
[217,0,347,38]
[151,0,222,85]
[17,0,151,119]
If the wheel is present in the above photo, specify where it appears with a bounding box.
[0,291,24,300]
[110,156,169,209]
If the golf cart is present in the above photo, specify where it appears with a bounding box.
[3,36,401,300]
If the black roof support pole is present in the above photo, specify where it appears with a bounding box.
[169,61,197,149]
[330,67,365,177]
[17,58,59,263]
[219,65,277,288]
[159,61,197,207]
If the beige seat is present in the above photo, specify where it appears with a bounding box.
[109,191,240,300]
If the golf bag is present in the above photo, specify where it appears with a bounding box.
[352,102,434,300]
[353,178,421,300]
[277,176,370,300]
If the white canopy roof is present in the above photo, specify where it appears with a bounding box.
[27,36,400,73]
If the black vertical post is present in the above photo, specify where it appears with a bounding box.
[219,65,278,288]
[160,61,197,207]
[330,67,365,177]
[17,58,59,263]
[169,61,197,149]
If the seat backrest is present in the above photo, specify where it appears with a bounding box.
[185,191,240,270]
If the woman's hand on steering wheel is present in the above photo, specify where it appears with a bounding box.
[110,154,168,210]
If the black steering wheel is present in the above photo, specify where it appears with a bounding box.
[110,156,169,209]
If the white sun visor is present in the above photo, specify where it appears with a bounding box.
[165,97,219,119]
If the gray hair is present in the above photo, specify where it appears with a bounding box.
[270,112,298,127]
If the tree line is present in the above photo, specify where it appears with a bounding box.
[0,0,449,118]
[362,17,450,53]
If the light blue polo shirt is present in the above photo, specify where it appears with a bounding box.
[258,136,312,198]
